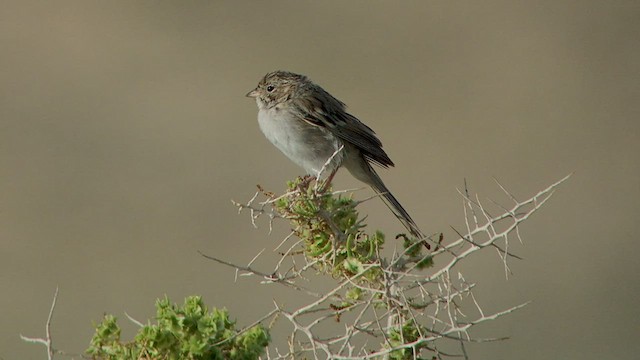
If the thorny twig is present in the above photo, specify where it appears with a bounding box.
[20,287,59,360]
[207,174,571,359]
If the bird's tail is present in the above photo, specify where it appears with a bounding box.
[346,159,424,240]
[369,170,424,240]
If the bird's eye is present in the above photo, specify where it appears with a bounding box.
[266,85,275,92]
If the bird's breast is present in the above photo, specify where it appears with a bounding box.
[257,107,344,177]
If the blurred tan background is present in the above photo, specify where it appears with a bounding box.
[1,1,638,359]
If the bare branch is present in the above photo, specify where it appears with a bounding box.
[20,287,59,360]
[239,175,570,359]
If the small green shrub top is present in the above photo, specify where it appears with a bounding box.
[87,296,269,360]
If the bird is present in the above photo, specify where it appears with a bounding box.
[246,70,424,239]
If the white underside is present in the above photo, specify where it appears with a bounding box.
[257,105,344,177]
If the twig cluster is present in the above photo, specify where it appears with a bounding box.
[204,174,570,359]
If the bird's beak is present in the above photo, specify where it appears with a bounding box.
[246,88,259,98]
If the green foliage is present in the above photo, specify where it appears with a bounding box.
[87,296,270,360]
[272,177,431,283]
[387,319,428,360]
[401,235,434,269]
[273,178,383,291]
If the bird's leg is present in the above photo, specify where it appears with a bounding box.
[319,168,338,193]
[312,169,339,265]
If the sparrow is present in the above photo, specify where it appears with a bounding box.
[247,70,424,239]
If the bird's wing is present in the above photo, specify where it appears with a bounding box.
[291,86,394,168]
